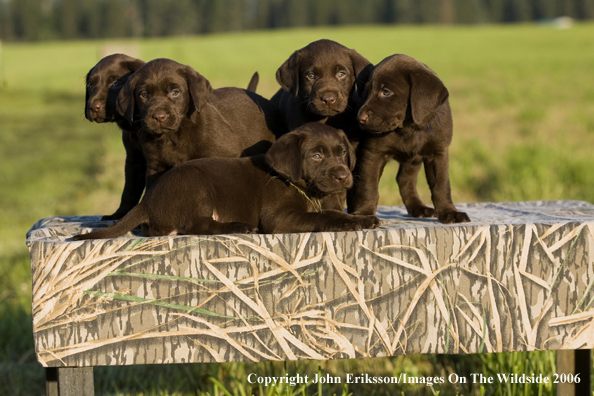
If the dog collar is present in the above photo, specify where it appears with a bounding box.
[288,182,323,213]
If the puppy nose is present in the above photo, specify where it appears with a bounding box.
[358,112,369,124]
[321,92,337,105]
[333,169,349,183]
[152,110,168,123]
[91,102,102,112]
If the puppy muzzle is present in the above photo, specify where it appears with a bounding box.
[308,83,347,116]
[358,109,397,134]
[143,107,181,134]
[316,165,353,193]
[87,97,110,122]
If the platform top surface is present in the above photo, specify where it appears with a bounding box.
[26,200,594,244]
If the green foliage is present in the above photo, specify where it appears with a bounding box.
[1,23,594,395]
[0,90,112,257]
[449,140,594,204]
[1,0,594,42]
[0,252,45,396]
[478,351,556,396]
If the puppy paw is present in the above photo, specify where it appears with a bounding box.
[225,222,257,234]
[331,219,363,232]
[355,215,381,229]
[408,205,436,218]
[438,211,470,224]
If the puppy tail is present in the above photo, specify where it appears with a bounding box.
[73,204,149,241]
[247,72,259,93]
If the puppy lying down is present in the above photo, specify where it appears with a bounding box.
[74,123,379,240]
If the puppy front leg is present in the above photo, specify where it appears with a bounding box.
[103,140,147,220]
[123,145,147,207]
[424,152,470,224]
[185,217,256,235]
[323,209,381,230]
[346,149,388,215]
[397,161,435,218]
[267,210,379,234]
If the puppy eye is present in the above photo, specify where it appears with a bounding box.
[170,89,180,97]
[111,81,122,89]
[306,72,315,80]
[337,70,347,79]
[381,88,393,97]
[341,149,347,156]
[139,91,149,99]
[312,153,323,160]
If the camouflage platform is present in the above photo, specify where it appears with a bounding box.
[27,201,594,369]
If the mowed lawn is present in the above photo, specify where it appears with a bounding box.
[1,23,594,395]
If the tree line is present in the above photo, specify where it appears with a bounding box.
[1,0,593,42]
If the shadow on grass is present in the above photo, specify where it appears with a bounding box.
[0,291,44,395]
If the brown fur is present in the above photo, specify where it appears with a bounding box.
[73,123,379,240]
[116,58,280,189]
[270,39,370,133]
[247,72,259,92]
[347,54,470,224]
[85,53,147,220]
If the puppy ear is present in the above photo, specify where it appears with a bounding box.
[266,132,302,183]
[116,74,136,125]
[409,69,449,126]
[124,58,145,73]
[349,49,371,78]
[341,131,356,171]
[181,66,212,113]
[354,63,374,99]
[84,69,92,121]
[276,50,301,97]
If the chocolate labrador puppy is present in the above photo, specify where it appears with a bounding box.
[270,39,370,132]
[85,53,147,220]
[116,58,280,190]
[73,123,379,239]
[347,54,470,224]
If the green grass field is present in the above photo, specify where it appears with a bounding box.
[1,23,594,395]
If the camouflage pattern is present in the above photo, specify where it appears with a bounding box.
[26,201,594,367]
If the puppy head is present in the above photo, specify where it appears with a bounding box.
[116,59,212,134]
[276,39,370,118]
[266,123,355,196]
[85,53,145,123]
[357,54,449,133]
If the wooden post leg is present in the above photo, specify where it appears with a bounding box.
[556,349,591,396]
[46,367,59,396]
[574,349,591,395]
[58,367,95,396]
[45,367,95,396]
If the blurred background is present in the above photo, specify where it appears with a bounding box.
[1,0,593,40]
[1,1,594,395]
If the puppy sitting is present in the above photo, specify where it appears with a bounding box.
[116,58,280,189]
[347,54,470,224]
[85,53,147,220]
[73,123,380,240]
[271,39,370,132]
